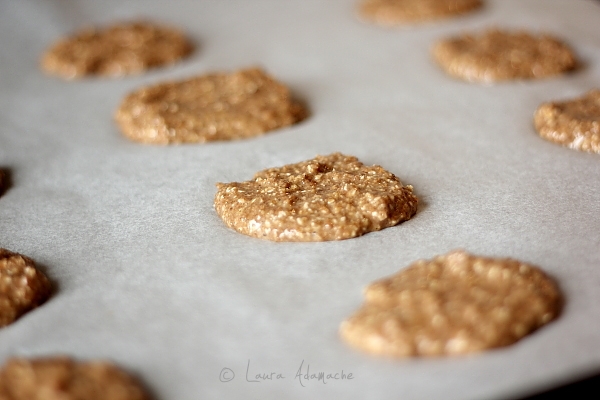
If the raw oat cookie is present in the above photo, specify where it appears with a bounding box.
[115,68,307,144]
[340,250,561,357]
[534,89,600,154]
[0,170,6,196]
[214,153,418,241]
[0,357,150,400]
[358,0,482,26]
[41,21,193,79]
[0,248,52,328]
[432,29,577,83]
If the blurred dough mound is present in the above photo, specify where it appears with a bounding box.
[358,0,482,26]
[0,357,150,400]
[432,29,577,83]
[41,21,193,79]
[115,68,307,144]
[534,89,600,154]
[0,248,52,328]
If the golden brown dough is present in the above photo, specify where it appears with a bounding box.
[358,0,482,26]
[534,89,600,153]
[340,250,561,357]
[115,68,307,144]
[432,29,577,83]
[0,248,52,328]
[41,21,193,79]
[0,357,150,400]
[214,153,418,241]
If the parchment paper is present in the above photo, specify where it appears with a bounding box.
[1,1,599,399]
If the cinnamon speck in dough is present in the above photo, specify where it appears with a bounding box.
[534,89,600,153]
[41,21,193,79]
[358,0,482,26]
[115,68,307,144]
[0,248,52,328]
[0,357,150,400]
[340,250,561,357]
[214,153,418,241]
[432,29,577,83]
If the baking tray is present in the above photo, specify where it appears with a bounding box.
[0,0,599,399]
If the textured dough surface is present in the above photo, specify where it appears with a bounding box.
[214,153,418,241]
[0,357,150,400]
[432,29,577,83]
[340,250,561,357]
[0,248,52,328]
[534,89,600,154]
[41,21,193,79]
[358,0,482,26]
[115,68,307,144]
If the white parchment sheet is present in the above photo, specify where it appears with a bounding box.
[1,0,599,399]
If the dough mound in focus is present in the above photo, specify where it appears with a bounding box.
[214,153,418,241]
[340,250,561,357]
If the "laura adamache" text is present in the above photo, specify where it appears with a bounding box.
[219,359,354,387]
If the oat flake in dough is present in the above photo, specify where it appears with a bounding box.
[214,153,418,242]
[340,250,561,357]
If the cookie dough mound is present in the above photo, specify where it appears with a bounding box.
[432,29,577,83]
[358,0,482,26]
[214,153,418,241]
[0,249,52,327]
[534,90,600,153]
[0,170,6,196]
[340,250,561,357]
[41,21,193,79]
[115,68,307,144]
[0,357,150,400]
